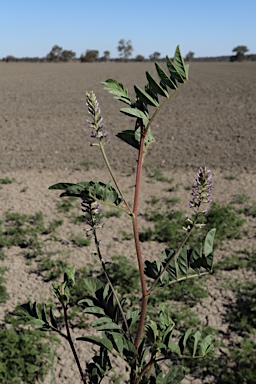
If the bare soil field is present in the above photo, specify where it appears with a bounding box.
[0,61,256,383]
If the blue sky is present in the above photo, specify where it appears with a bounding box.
[0,0,255,59]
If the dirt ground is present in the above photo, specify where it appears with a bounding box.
[0,61,256,383]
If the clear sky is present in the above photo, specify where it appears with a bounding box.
[0,0,255,59]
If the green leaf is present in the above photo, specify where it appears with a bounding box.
[163,365,187,384]
[146,71,169,97]
[199,334,213,356]
[126,310,140,328]
[92,317,113,328]
[103,283,111,300]
[187,330,201,357]
[101,79,131,105]
[96,322,121,332]
[64,265,75,287]
[26,318,46,327]
[173,45,188,81]
[204,228,216,257]
[50,307,58,329]
[77,335,113,352]
[146,321,158,343]
[177,247,188,277]
[82,277,104,296]
[88,181,122,206]
[168,342,181,356]
[179,328,193,353]
[116,130,140,150]
[48,182,76,191]
[155,62,177,90]
[144,259,162,279]
[83,306,106,316]
[120,107,149,126]
[134,85,159,107]
[202,252,214,272]
[189,244,202,274]
[41,304,48,324]
[166,56,184,83]
[109,333,124,356]
[33,301,41,319]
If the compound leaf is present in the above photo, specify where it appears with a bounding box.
[134,85,159,107]
[155,62,177,90]
[101,79,131,105]
[146,71,169,97]
[77,335,113,352]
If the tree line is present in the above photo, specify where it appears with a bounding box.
[3,41,255,63]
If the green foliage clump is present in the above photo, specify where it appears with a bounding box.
[227,281,256,334]
[0,325,52,383]
[0,267,9,303]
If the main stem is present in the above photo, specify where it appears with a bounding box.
[132,127,148,350]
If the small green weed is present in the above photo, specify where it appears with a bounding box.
[0,177,14,184]
[101,209,121,218]
[79,160,95,169]
[147,168,173,183]
[120,230,133,241]
[227,280,256,334]
[70,232,90,247]
[239,201,256,218]
[224,173,237,180]
[231,193,250,205]
[163,196,181,205]
[216,250,256,271]
[56,197,77,213]
[204,202,246,242]
[36,255,69,282]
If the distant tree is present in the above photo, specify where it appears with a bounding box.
[185,51,195,61]
[102,50,110,61]
[5,55,16,62]
[149,52,161,61]
[80,50,99,62]
[61,50,76,62]
[46,45,63,62]
[134,54,145,62]
[232,45,249,55]
[117,39,133,61]
[231,45,249,62]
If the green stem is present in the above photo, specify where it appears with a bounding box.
[99,141,131,212]
[63,304,85,382]
[132,128,149,352]
[92,214,131,339]
[148,215,200,294]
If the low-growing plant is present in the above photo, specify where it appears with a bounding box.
[14,47,216,383]
[0,267,9,303]
[56,196,77,213]
[0,323,53,383]
[146,168,173,184]
[0,176,14,184]
[70,232,91,247]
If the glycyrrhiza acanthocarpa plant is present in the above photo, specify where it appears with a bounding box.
[15,46,216,384]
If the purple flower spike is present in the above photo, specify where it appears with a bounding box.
[86,91,110,145]
[189,167,213,215]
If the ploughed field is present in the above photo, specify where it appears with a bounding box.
[0,61,256,384]
[0,61,256,172]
